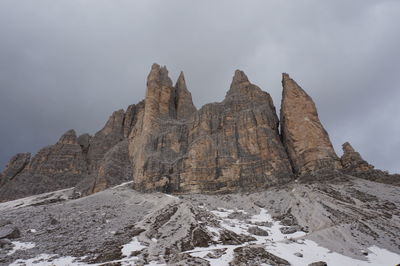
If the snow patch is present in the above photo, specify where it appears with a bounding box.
[121,237,146,257]
[10,254,88,266]
[189,208,400,266]
[111,181,133,189]
[7,241,35,256]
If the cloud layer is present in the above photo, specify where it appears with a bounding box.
[1,0,399,173]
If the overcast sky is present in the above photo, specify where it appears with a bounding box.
[0,0,399,173]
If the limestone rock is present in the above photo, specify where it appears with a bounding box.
[175,72,197,120]
[28,129,87,176]
[230,245,290,265]
[87,109,126,172]
[340,142,373,172]
[0,226,20,239]
[1,64,398,202]
[77,133,91,153]
[0,129,87,202]
[0,152,31,187]
[131,66,293,193]
[123,101,144,138]
[280,73,341,175]
[91,140,132,194]
[340,142,399,185]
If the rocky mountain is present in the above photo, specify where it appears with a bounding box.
[0,64,397,201]
[0,64,399,265]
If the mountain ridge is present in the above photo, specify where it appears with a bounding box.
[0,64,398,202]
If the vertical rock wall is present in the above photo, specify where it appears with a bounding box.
[1,64,395,202]
[280,73,341,175]
[130,66,293,193]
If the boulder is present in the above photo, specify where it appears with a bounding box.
[0,226,20,239]
[247,226,269,236]
[230,245,290,265]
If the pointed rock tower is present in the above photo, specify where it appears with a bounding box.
[280,73,341,175]
[130,64,193,192]
[341,142,374,172]
[175,72,197,120]
[130,67,293,193]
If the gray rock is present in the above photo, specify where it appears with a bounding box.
[230,245,290,266]
[0,226,20,239]
[0,152,30,188]
[248,226,269,236]
[308,262,328,266]
[280,225,301,234]
[0,219,11,227]
[0,238,12,248]
[0,129,87,202]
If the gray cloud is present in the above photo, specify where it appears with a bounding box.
[0,0,399,173]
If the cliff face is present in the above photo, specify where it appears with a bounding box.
[280,73,341,174]
[130,66,293,193]
[0,102,144,201]
[0,130,87,201]
[0,64,397,201]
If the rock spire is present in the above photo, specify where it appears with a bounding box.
[280,73,341,174]
[1,64,397,202]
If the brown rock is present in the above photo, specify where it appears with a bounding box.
[0,152,30,187]
[3,64,397,202]
[28,129,87,176]
[340,142,374,172]
[230,245,290,266]
[280,73,341,174]
[123,101,145,138]
[0,130,88,201]
[131,66,293,193]
[175,72,197,120]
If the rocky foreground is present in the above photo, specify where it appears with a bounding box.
[1,174,399,265]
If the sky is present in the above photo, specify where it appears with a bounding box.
[0,0,399,173]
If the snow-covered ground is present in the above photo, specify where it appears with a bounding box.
[7,241,35,256]
[3,185,400,266]
[7,206,400,266]
[186,207,400,266]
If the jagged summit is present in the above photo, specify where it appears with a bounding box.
[230,69,250,88]
[341,142,374,172]
[280,72,341,174]
[58,129,78,144]
[0,64,398,202]
[174,71,197,119]
[147,63,173,88]
[175,71,187,90]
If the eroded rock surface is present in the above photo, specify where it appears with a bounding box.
[280,73,341,175]
[0,130,87,202]
[0,153,31,187]
[341,142,374,172]
[1,64,398,202]
[131,66,293,193]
